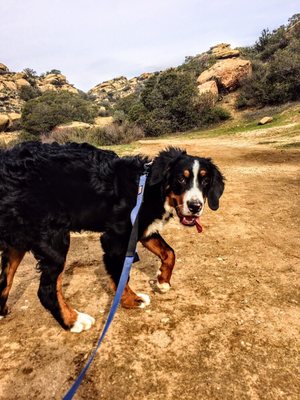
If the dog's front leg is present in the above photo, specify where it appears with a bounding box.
[101,232,150,308]
[141,233,175,293]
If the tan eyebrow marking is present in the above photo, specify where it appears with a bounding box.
[183,170,190,178]
[200,169,207,177]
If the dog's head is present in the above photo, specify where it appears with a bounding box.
[149,147,225,227]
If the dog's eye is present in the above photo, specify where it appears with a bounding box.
[177,176,185,184]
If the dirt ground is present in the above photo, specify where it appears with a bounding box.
[0,129,299,400]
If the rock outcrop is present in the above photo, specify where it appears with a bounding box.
[0,64,78,117]
[209,43,240,59]
[197,80,219,102]
[1,42,252,132]
[38,73,78,94]
[89,73,154,109]
[197,57,252,92]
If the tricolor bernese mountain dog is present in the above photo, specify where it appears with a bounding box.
[0,142,224,332]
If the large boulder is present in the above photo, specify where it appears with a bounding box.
[7,112,21,130]
[197,58,252,92]
[3,80,17,91]
[15,78,31,89]
[197,80,219,101]
[42,73,67,85]
[0,114,10,131]
[209,43,240,59]
[38,73,78,94]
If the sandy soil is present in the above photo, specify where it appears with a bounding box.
[0,131,299,400]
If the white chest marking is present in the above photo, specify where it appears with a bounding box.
[144,201,173,237]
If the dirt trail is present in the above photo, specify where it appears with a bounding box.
[0,134,299,400]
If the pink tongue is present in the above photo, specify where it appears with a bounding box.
[181,216,203,233]
[195,218,203,233]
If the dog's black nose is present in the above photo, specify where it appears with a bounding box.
[187,200,202,214]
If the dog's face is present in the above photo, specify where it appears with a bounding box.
[149,148,225,228]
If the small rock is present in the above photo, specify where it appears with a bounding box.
[258,116,273,125]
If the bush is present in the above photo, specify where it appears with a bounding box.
[41,122,144,146]
[115,70,231,136]
[21,91,98,136]
[178,54,216,77]
[45,69,62,75]
[237,38,300,107]
[19,85,41,101]
[237,14,300,108]
[197,93,231,124]
[22,68,38,86]
[115,69,202,136]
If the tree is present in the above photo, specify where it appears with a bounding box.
[115,69,202,136]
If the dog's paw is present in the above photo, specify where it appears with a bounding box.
[0,315,4,321]
[137,293,151,308]
[156,281,171,293]
[149,279,171,293]
[70,311,95,333]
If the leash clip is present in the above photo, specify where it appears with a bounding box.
[143,161,153,175]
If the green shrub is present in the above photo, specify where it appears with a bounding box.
[45,69,62,75]
[21,91,98,136]
[178,54,216,77]
[237,38,300,107]
[19,85,41,101]
[22,68,38,86]
[115,69,202,136]
[237,14,300,107]
[115,70,231,136]
[235,93,249,110]
[196,93,231,124]
[201,106,231,124]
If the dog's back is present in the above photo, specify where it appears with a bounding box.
[0,141,118,249]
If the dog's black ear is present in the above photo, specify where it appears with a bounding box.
[208,163,225,210]
[149,147,186,186]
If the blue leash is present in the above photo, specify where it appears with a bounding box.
[63,172,148,400]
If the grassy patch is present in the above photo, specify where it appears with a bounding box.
[101,142,140,156]
[155,102,300,140]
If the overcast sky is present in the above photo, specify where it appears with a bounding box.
[0,0,298,91]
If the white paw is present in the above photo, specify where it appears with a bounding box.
[0,315,4,320]
[70,311,95,333]
[156,282,171,293]
[137,293,151,309]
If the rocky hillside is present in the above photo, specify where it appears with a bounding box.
[197,43,252,99]
[0,43,252,132]
[0,63,78,131]
[89,43,252,112]
[88,72,155,111]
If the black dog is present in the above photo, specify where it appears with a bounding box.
[0,142,224,332]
